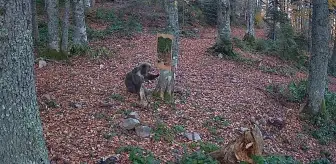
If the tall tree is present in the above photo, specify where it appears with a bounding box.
[244,0,256,41]
[303,0,330,114]
[32,0,39,46]
[213,0,233,56]
[46,0,60,51]
[61,0,70,53]
[73,0,88,46]
[155,0,180,101]
[0,0,50,163]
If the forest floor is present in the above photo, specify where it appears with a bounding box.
[36,23,336,164]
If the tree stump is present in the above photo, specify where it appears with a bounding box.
[208,124,264,164]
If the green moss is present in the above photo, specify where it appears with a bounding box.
[39,49,69,61]
[320,98,327,116]
[213,40,235,57]
[157,36,172,53]
[164,91,173,102]
[0,8,5,16]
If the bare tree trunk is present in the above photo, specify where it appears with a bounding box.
[84,0,91,8]
[61,0,70,53]
[329,33,336,76]
[213,0,233,56]
[303,0,330,115]
[243,0,256,41]
[155,0,180,101]
[46,0,60,51]
[73,0,88,46]
[0,0,50,163]
[32,0,39,47]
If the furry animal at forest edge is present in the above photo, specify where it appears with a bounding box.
[125,62,160,106]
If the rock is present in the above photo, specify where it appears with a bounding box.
[128,111,140,120]
[268,117,286,129]
[250,116,256,124]
[240,127,249,133]
[184,132,201,141]
[70,102,83,109]
[38,60,47,68]
[97,154,119,164]
[218,53,224,59]
[41,94,52,101]
[135,125,151,138]
[119,118,140,130]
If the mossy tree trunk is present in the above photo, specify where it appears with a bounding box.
[243,0,256,42]
[0,0,50,163]
[61,0,70,53]
[303,0,330,115]
[155,0,180,101]
[73,0,88,46]
[213,0,234,56]
[46,0,60,51]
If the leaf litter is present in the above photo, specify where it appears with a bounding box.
[36,27,336,163]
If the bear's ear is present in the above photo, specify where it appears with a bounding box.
[131,66,141,74]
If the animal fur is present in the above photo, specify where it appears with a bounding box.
[125,62,159,106]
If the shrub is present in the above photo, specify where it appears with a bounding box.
[266,79,307,103]
[179,151,219,164]
[250,155,300,164]
[116,146,161,164]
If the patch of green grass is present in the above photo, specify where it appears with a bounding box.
[116,146,161,164]
[153,122,174,142]
[203,115,230,135]
[110,93,125,102]
[172,125,186,133]
[69,44,90,56]
[45,100,59,108]
[179,151,219,164]
[249,155,300,164]
[309,158,332,164]
[266,80,307,103]
[103,132,117,140]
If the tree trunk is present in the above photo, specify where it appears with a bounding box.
[84,0,91,8]
[303,0,330,115]
[32,0,39,47]
[214,0,233,56]
[243,0,256,41]
[46,0,60,51]
[91,0,95,7]
[230,0,236,25]
[0,0,50,163]
[73,0,88,46]
[61,0,70,53]
[155,0,180,101]
[329,34,336,76]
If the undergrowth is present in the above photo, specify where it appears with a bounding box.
[115,145,332,164]
[232,23,308,69]
[267,79,336,145]
[87,8,142,39]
